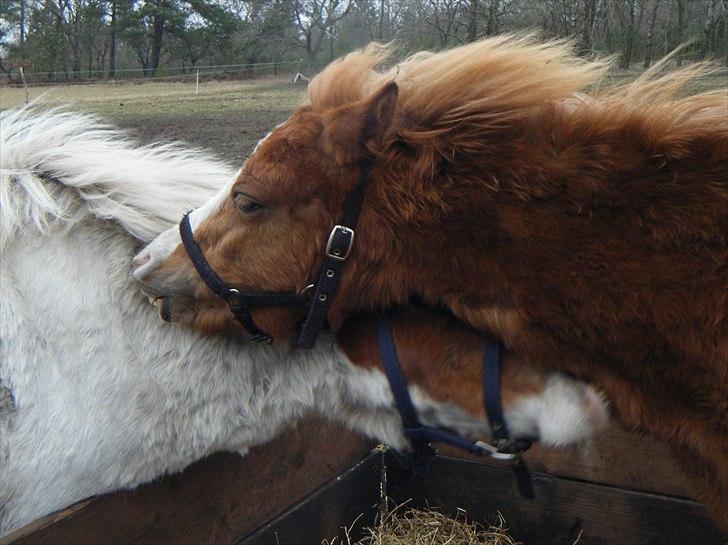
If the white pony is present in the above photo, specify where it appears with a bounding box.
[0,107,607,537]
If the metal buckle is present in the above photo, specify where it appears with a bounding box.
[226,288,243,310]
[474,440,520,461]
[325,225,354,261]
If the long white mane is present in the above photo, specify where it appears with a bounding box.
[0,105,235,250]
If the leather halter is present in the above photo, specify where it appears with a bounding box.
[376,312,535,497]
[178,158,374,346]
[179,213,306,342]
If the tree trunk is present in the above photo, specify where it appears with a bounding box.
[643,0,661,67]
[20,0,26,45]
[636,0,645,34]
[109,0,116,78]
[329,27,334,61]
[306,29,314,70]
[486,0,500,35]
[579,0,597,55]
[72,38,81,79]
[675,0,685,64]
[467,0,478,42]
[699,0,718,59]
[150,12,165,75]
[724,0,728,65]
[619,0,636,69]
[49,8,64,80]
[603,0,613,52]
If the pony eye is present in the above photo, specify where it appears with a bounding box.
[233,193,264,214]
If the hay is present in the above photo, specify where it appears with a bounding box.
[326,501,520,545]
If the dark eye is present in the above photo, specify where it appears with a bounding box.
[233,193,264,214]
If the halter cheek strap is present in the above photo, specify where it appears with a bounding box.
[296,159,374,348]
[179,213,306,343]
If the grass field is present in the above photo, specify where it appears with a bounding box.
[1,78,307,162]
[1,71,726,163]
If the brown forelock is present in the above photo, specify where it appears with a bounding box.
[337,306,545,418]
[309,38,727,523]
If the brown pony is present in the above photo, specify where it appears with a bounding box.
[134,36,728,524]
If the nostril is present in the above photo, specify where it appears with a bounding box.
[133,252,152,268]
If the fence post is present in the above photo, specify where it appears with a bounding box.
[196,70,199,95]
[20,67,29,104]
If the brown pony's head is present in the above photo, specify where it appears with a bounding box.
[132,64,399,338]
[133,37,607,339]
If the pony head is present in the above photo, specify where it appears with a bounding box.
[133,37,606,338]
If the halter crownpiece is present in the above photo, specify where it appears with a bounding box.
[178,157,375,347]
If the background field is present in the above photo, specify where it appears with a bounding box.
[0,78,307,162]
[1,70,726,164]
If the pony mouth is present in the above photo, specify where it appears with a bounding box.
[150,296,172,323]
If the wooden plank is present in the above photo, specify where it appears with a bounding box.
[238,450,383,545]
[2,418,373,545]
[386,454,725,545]
[439,427,692,498]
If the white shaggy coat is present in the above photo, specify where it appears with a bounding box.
[0,107,606,536]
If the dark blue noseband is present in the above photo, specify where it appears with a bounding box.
[376,312,535,497]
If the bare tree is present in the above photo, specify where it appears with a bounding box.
[424,0,466,46]
[617,0,636,69]
[579,0,598,54]
[643,0,661,67]
[699,0,720,58]
[20,0,26,44]
[466,0,478,41]
[109,0,117,77]
[293,0,354,69]
[484,0,503,35]
[674,0,685,63]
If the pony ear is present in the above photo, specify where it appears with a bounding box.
[322,81,398,164]
[360,81,398,150]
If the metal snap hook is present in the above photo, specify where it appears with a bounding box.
[300,284,315,300]
[226,288,243,306]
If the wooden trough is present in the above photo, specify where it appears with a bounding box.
[1,418,724,545]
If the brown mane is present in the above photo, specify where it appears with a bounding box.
[309,36,725,172]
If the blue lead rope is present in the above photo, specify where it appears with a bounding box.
[376,312,535,498]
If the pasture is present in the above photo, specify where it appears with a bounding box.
[0,78,306,162]
[1,69,725,163]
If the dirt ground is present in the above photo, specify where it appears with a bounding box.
[1,71,725,163]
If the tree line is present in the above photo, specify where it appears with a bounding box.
[1,0,726,82]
